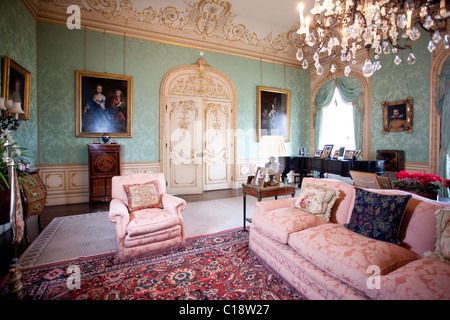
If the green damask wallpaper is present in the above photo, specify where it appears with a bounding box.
[0,0,37,166]
[36,22,308,164]
[0,0,436,168]
[371,33,431,163]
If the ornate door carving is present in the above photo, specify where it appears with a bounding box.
[160,58,237,194]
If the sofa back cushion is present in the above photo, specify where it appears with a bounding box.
[292,183,340,222]
[344,188,411,244]
[301,178,355,225]
[362,188,450,257]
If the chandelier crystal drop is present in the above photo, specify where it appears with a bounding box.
[296,48,304,61]
[362,58,375,77]
[295,0,449,77]
[302,59,309,69]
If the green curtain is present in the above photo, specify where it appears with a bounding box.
[436,58,450,197]
[313,80,335,151]
[313,77,364,150]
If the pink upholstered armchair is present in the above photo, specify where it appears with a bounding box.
[108,173,187,261]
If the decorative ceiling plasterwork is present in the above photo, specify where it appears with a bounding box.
[24,0,302,66]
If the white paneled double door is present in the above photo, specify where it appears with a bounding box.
[166,97,234,194]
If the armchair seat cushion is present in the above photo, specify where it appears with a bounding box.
[125,225,182,248]
[252,207,326,244]
[127,208,180,237]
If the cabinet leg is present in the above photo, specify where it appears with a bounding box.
[37,215,43,232]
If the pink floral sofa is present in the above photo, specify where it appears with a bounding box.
[249,178,450,300]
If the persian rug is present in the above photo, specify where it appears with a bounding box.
[19,196,262,268]
[1,228,303,300]
[18,211,117,268]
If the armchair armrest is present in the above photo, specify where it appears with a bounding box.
[163,194,187,217]
[109,198,130,239]
[254,198,297,215]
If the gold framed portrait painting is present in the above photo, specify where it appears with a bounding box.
[257,86,290,142]
[2,56,31,120]
[381,97,413,134]
[76,70,133,138]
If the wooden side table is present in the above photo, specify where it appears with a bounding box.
[242,183,296,231]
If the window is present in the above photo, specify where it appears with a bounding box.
[318,87,356,151]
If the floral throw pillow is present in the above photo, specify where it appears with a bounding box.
[425,209,450,264]
[292,184,340,222]
[345,188,411,244]
[123,180,163,212]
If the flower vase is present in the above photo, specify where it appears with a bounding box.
[412,192,438,200]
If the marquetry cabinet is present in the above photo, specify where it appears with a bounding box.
[88,143,121,202]
[0,169,47,243]
[21,170,47,242]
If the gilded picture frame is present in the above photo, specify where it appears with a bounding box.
[76,70,133,138]
[1,56,31,120]
[321,144,334,158]
[257,86,290,142]
[381,97,413,134]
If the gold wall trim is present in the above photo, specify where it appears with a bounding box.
[24,0,302,67]
[429,40,450,174]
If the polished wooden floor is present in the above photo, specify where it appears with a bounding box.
[0,188,243,279]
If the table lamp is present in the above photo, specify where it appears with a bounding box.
[258,135,288,186]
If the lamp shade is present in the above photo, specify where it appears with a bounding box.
[6,99,13,110]
[0,97,6,110]
[258,135,287,158]
[10,102,24,114]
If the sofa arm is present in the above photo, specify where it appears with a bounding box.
[254,198,297,215]
[163,194,187,217]
[109,198,130,239]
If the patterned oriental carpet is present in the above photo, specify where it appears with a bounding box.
[0,228,303,300]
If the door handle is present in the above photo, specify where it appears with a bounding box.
[196,151,209,157]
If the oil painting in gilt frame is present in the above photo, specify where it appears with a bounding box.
[381,97,413,134]
[76,70,133,138]
[257,86,290,142]
[2,56,31,120]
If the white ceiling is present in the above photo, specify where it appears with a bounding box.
[228,0,310,30]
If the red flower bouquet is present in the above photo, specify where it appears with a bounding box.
[392,170,443,194]
[444,179,450,190]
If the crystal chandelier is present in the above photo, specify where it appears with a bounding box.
[295,1,449,77]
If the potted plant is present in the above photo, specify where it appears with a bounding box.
[392,170,443,200]
[0,116,33,225]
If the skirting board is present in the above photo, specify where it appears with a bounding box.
[37,159,270,206]
[37,162,161,206]
[35,161,429,206]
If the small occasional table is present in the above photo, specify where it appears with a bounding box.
[242,183,296,231]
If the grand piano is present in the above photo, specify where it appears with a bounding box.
[280,156,384,186]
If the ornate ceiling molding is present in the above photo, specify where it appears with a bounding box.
[24,0,302,66]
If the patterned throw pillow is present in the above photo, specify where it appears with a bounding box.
[345,188,411,244]
[292,184,340,222]
[425,209,450,264]
[123,180,163,212]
